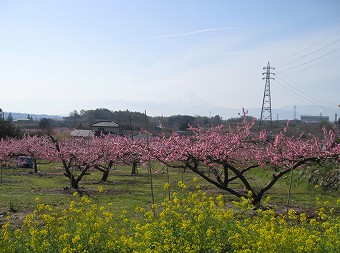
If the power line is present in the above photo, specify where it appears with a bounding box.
[276,74,340,106]
[269,30,340,117]
[274,81,335,113]
[274,79,320,105]
[274,29,340,65]
[273,80,301,99]
[277,54,340,75]
[277,76,335,107]
[278,47,340,73]
[276,37,340,68]
[272,81,310,108]
[274,77,337,112]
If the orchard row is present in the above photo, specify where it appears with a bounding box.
[1,117,339,205]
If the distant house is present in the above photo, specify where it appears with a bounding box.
[301,115,329,123]
[70,129,95,138]
[90,121,121,136]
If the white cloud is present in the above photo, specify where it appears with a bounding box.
[152,27,236,39]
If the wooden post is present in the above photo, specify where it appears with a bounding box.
[145,111,155,204]
[0,164,2,184]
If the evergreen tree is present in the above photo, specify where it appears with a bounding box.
[0,118,22,138]
[7,113,13,122]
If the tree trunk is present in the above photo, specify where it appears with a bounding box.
[71,176,79,189]
[131,161,138,175]
[64,172,79,189]
[49,135,81,190]
[96,161,113,182]
[33,157,38,173]
[251,195,262,207]
[101,169,109,182]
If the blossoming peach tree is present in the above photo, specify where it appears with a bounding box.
[0,136,51,173]
[0,115,338,203]
[150,116,340,205]
[48,134,149,189]
[91,135,148,181]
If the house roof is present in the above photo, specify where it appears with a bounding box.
[300,115,329,123]
[70,129,95,137]
[90,121,119,128]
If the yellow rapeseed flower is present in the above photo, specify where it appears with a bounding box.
[177,180,187,189]
[97,185,104,193]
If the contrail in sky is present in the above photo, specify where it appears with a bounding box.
[152,26,236,39]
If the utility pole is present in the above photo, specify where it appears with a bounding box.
[259,62,275,130]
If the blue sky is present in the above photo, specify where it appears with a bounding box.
[0,0,339,117]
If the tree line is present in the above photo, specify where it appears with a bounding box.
[3,107,339,139]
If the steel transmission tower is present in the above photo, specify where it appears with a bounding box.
[259,62,275,130]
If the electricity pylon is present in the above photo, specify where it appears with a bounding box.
[259,62,275,130]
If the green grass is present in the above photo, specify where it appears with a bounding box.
[0,162,338,222]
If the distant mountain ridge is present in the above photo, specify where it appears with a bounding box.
[2,93,338,121]
[168,91,211,106]
[3,112,63,121]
